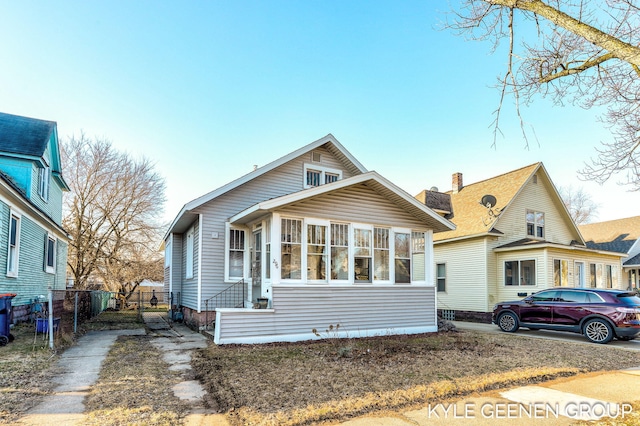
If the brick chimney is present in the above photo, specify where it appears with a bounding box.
[452,172,463,194]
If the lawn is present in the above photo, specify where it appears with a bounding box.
[191,328,640,425]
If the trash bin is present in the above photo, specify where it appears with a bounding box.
[0,293,17,346]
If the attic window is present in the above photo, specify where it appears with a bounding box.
[304,164,342,188]
[311,152,322,163]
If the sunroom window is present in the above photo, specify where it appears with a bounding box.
[394,232,411,283]
[281,218,302,279]
[330,223,349,280]
[373,227,390,281]
[307,224,327,281]
[354,227,372,283]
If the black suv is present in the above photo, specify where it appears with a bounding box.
[492,288,640,344]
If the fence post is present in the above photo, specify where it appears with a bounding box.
[74,292,79,334]
[48,287,54,350]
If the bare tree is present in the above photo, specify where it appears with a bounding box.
[557,185,599,224]
[449,0,640,188]
[62,134,166,292]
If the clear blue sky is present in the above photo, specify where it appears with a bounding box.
[1,1,635,223]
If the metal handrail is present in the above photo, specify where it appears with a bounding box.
[204,279,246,331]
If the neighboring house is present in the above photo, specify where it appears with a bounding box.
[0,112,70,321]
[164,134,455,344]
[416,163,626,322]
[579,216,640,291]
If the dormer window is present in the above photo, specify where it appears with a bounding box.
[526,210,544,238]
[304,164,342,188]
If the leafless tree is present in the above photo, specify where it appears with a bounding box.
[62,134,166,293]
[557,185,599,224]
[449,0,640,188]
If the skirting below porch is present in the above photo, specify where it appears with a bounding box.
[212,284,438,345]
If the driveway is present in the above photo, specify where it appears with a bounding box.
[453,321,640,351]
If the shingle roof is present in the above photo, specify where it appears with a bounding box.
[0,112,56,157]
[579,216,640,254]
[419,163,541,241]
[625,252,640,267]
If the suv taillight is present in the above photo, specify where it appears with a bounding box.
[616,307,640,314]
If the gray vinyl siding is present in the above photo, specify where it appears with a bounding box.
[278,184,423,228]
[181,221,199,309]
[216,285,436,344]
[186,147,358,309]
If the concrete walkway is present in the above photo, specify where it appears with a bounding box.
[16,312,228,426]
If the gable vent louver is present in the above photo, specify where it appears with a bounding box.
[311,152,321,162]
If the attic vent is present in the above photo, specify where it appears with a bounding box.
[311,152,321,163]
[533,175,538,184]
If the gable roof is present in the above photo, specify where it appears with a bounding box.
[579,216,640,256]
[419,163,583,243]
[166,134,368,236]
[0,112,56,158]
[230,171,455,233]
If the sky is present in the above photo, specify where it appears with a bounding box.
[1,1,637,224]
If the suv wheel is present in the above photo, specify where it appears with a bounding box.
[583,319,614,344]
[497,312,519,333]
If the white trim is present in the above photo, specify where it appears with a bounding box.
[185,226,194,279]
[44,233,56,274]
[214,322,437,345]
[303,163,343,188]
[6,210,21,277]
[197,214,203,312]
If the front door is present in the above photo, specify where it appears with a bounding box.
[575,262,585,288]
[251,230,262,302]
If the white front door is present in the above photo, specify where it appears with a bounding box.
[251,230,262,301]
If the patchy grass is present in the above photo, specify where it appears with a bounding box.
[0,310,146,424]
[192,331,640,425]
[83,335,189,425]
[0,323,62,424]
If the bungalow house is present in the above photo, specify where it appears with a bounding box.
[0,112,70,321]
[579,216,640,291]
[416,163,626,322]
[163,134,455,344]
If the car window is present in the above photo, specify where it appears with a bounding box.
[585,292,604,303]
[558,290,589,303]
[616,293,640,305]
[531,290,560,302]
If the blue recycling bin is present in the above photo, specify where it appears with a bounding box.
[0,293,17,345]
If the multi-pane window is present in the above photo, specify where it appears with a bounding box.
[185,228,194,279]
[373,228,389,281]
[554,259,569,286]
[596,264,603,287]
[265,220,271,280]
[505,260,536,286]
[330,223,349,280]
[45,235,56,273]
[354,228,372,283]
[325,173,339,184]
[411,232,425,281]
[39,166,50,201]
[436,263,446,292]
[228,229,245,278]
[589,263,597,288]
[526,210,545,238]
[307,224,327,281]
[306,169,321,187]
[7,214,20,276]
[303,165,342,188]
[394,232,411,283]
[281,219,302,279]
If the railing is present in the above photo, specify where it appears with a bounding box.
[204,279,246,331]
